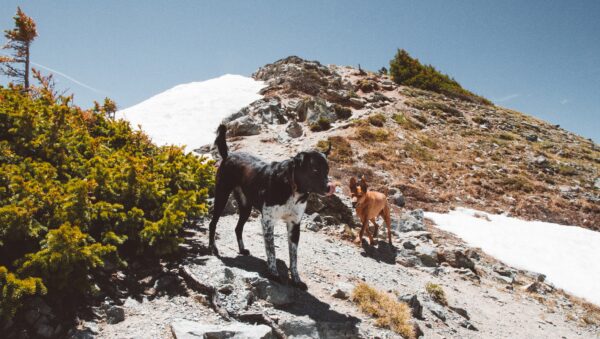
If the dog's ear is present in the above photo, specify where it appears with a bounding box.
[294,152,305,166]
[349,177,357,188]
[359,176,368,192]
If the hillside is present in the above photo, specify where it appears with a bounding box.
[218,56,598,230]
[40,56,598,339]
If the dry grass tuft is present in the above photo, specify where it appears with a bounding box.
[317,136,353,164]
[351,283,415,338]
[425,282,448,305]
[354,126,390,142]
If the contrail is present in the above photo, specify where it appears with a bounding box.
[30,61,107,95]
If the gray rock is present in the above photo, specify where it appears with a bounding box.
[493,265,515,278]
[459,320,478,331]
[349,97,366,108]
[171,320,274,339]
[449,306,470,320]
[594,178,600,190]
[252,278,294,306]
[402,241,416,250]
[286,121,303,138]
[226,116,261,136]
[391,192,405,207]
[106,305,125,324]
[524,281,540,293]
[279,316,319,339]
[398,294,423,319]
[426,302,447,322]
[393,209,425,233]
[441,248,475,271]
[536,273,546,282]
[415,244,439,267]
[526,134,538,142]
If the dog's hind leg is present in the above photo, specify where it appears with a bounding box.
[208,182,233,257]
[370,218,380,239]
[234,193,252,256]
[381,204,393,244]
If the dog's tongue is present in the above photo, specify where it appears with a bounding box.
[326,182,336,196]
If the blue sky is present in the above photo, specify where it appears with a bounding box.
[1,1,599,142]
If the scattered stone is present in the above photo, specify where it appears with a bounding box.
[106,305,125,324]
[459,320,478,331]
[415,245,439,267]
[171,320,274,339]
[526,134,538,142]
[426,302,447,322]
[594,178,600,190]
[403,241,416,250]
[226,116,262,136]
[391,191,405,207]
[251,278,294,306]
[441,248,475,271]
[279,316,319,339]
[413,323,424,338]
[524,282,540,293]
[536,273,546,282]
[449,306,470,320]
[285,121,303,138]
[398,294,423,319]
[393,209,425,233]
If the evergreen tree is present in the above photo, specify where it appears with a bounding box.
[1,7,38,90]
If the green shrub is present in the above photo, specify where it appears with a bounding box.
[392,113,419,130]
[425,282,447,305]
[310,117,332,131]
[390,49,491,105]
[316,137,353,163]
[0,85,214,316]
[368,113,386,127]
[0,266,46,319]
[333,104,352,120]
[355,126,390,142]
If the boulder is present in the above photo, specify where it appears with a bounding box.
[398,294,423,319]
[105,305,125,324]
[171,320,274,339]
[440,248,476,271]
[391,191,405,207]
[279,316,319,339]
[459,320,478,331]
[251,278,294,306]
[426,302,446,322]
[415,244,439,267]
[226,116,261,136]
[286,121,303,138]
[305,194,355,226]
[393,209,425,233]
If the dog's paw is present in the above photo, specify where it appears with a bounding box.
[291,279,308,291]
[239,249,250,256]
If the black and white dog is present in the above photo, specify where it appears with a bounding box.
[208,124,335,290]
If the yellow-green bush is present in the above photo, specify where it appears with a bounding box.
[0,85,214,317]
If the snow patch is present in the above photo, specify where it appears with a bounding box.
[116,74,265,153]
[425,207,600,306]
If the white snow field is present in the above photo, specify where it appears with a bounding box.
[425,207,600,306]
[116,74,265,153]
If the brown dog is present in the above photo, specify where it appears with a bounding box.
[349,176,392,245]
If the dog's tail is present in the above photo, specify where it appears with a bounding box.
[215,124,228,160]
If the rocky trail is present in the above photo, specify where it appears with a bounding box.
[77,206,597,338]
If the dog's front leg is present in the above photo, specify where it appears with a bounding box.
[286,220,307,290]
[261,216,280,282]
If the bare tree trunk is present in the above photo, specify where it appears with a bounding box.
[24,42,30,90]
